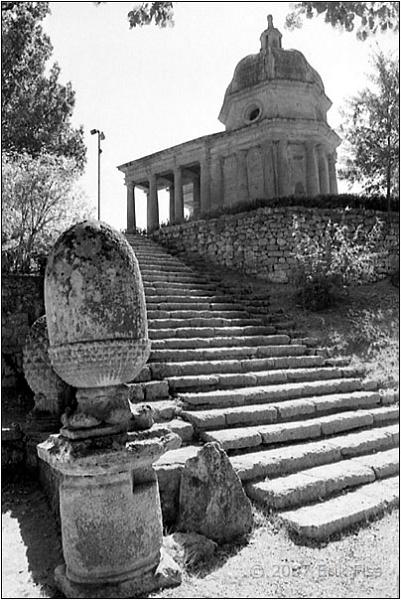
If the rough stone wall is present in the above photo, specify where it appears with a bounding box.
[2,275,44,389]
[153,206,399,283]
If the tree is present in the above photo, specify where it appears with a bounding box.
[2,152,94,273]
[285,2,399,40]
[94,2,174,28]
[338,51,399,208]
[1,2,86,170]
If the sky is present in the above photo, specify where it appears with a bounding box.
[43,1,398,231]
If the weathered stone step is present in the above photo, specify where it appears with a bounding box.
[167,366,362,393]
[145,294,235,303]
[150,335,300,350]
[231,423,399,482]
[179,391,383,431]
[151,348,321,376]
[139,264,194,273]
[147,309,250,320]
[146,302,245,312]
[180,378,362,410]
[148,317,265,329]
[280,475,399,540]
[141,271,215,281]
[144,287,225,297]
[127,380,170,402]
[201,408,385,451]
[144,281,217,290]
[148,325,277,339]
[150,343,306,363]
[247,448,399,509]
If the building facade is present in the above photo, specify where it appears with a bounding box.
[118,15,340,232]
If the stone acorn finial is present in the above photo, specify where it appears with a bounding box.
[23,315,72,431]
[44,220,151,434]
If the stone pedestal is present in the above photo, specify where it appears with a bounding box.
[38,432,180,598]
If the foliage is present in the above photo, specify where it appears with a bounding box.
[2,152,95,274]
[1,1,86,170]
[292,216,383,310]
[285,2,399,40]
[339,51,399,206]
[94,2,174,28]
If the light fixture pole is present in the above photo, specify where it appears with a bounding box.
[90,129,105,220]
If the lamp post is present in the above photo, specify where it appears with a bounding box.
[90,129,105,220]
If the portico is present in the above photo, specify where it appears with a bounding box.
[118,15,340,232]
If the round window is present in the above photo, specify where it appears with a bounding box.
[244,103,262,124]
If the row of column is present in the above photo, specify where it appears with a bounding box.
[209,140,338,207]
[127,141,338,231]
[126,158,211,232]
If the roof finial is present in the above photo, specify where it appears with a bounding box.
[260,14,282,52]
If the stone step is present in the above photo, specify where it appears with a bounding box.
[231,423,399,482]
[148,325,277,339]
[151,350,321,376]
[148,317,265,329]
[150,335,302,350]
[247,448,399,509]
[280,475,399,540]
[127,380,170,402]
[180,378,362,410]
[147,309,251,320]
[201,408,384,451]
[144,287,226,297]
[145,294,236,304]
[139,264,195,273]
[167,366,361,393]
[141,273,214,284]
[179,391,383,431]
[150,343,306,363]
[144,281,217,290]
[146,302,246,312]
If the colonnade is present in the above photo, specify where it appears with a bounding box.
[126,140,338,232]
[126,157,210,232]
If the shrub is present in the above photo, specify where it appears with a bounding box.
[292,216,383,310]
[157,193,399,230]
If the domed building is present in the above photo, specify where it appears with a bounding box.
[118,15,340,232]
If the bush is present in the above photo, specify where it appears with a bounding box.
[292,216,383,310]
[158,193,399,230]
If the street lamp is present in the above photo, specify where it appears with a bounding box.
[90,128,105,220]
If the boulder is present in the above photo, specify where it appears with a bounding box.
[177,442,253,543]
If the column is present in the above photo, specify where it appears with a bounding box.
[317,146,330,194]
[174,166,184,223]
[200,151,211,213]
[168,185,175,223]
[147,173,159,231]
[237,149,248,203]
[305,141,320,197]
[126,182,136,233]
[210,155,224,209]
[193,176,201,217]
[262,141,275,199]
[328,153,338,194]
[277,139,291,196]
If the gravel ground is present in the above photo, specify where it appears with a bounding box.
[2,479,399,599]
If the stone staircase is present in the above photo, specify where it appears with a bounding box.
[126,233,399,541]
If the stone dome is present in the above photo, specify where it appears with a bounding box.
[219,15,330,130]
[229,47,325,95]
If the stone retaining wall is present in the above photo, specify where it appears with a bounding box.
[153,206,399,283]
[2,274,44,389]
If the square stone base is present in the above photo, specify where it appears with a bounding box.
[54,550,182,598]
